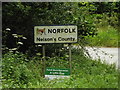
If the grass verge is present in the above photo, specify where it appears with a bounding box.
[85,26,118,47]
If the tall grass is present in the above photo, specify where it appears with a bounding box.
[85,26,118,47]
[2,51,118,88]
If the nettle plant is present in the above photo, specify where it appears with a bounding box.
[2,28,27,53]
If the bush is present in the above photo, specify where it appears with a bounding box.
[2,52,36,88]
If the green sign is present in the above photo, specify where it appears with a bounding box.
[45,67,70,76]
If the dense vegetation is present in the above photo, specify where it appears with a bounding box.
[85,26,118,47]
[2,2,119,88]
[2,50,118,88]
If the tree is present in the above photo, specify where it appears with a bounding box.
[2,2,97,55]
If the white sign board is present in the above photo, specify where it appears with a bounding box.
[34,25,77,43]
[45,75,70,80]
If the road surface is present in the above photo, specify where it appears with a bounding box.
[84,47,119,68]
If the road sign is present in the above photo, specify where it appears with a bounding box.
[34,25,77,43]
[45,67,70,80]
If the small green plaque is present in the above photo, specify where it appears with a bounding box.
[45,67,70,76]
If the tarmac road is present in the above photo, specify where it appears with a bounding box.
[84,47,119,68]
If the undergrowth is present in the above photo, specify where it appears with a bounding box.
[85,26,118,47]
[2,50,118,88]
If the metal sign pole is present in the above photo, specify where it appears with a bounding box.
[42,44,46,77]
[69,44,72,74]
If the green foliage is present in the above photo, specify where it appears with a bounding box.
[2,52,35,88]
[2,2,97,54]
[2,28,27,54]
[2,50,118,88]
[2,2,119,53]
[2,2,119,55]
[94,12,118,29]
[85,26,118,47]
[2,2,119,88]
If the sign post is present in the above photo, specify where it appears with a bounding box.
[34,25,77,44]
[34,25,77,79]
[69,44,72,74]
[42,44,46,77]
